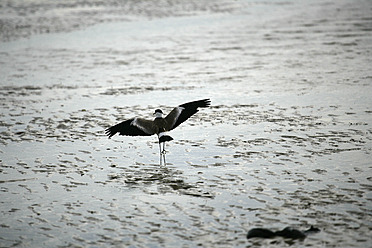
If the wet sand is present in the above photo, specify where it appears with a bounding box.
[1,0,372,247]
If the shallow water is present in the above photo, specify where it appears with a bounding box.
[1,0,372,247]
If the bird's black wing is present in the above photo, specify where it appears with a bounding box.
[165,99,210,131]
[105,118,156,139]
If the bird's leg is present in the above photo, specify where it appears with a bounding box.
[158,142,167,166]
[162,142,167,165]
[158,142,166,155]
[159,142,163,166]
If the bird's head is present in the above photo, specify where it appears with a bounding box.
[153,109,163,118]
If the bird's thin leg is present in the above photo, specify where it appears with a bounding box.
[159,142,163,166]
[162,142,166,165]
[159,142,166,154]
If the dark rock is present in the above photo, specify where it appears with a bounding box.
[247,226,320,239]
[247,228,276,239]
[275,227,306,239]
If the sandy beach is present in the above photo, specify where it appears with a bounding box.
[1,0,372,247]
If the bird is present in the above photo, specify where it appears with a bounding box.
[105,99,211,164]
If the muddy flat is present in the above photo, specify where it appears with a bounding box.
[1,0,371,247]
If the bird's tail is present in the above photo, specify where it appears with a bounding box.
[158,132,173,143]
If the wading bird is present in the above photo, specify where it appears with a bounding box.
[105,99,211,164]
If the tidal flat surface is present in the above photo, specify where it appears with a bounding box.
[1,0,372,247]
